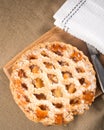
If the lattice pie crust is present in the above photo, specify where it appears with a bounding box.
[10,42,96,125]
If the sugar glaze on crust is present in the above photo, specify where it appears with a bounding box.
[10,41,96,125]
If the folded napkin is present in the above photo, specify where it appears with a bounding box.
[53,0,104,54]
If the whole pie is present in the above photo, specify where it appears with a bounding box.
[10,41,96,125]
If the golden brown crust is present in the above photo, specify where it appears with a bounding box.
[10,41,96,125]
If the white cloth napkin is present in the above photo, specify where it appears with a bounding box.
[53,0,104,54]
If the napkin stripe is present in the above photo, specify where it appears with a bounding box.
[62,0,84,23]
[63,0,86,31]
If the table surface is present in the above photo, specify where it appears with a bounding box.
[0,0,104,130]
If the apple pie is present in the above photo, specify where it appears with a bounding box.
[10,41,96,125]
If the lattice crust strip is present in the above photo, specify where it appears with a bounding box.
[10,41,96,125]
